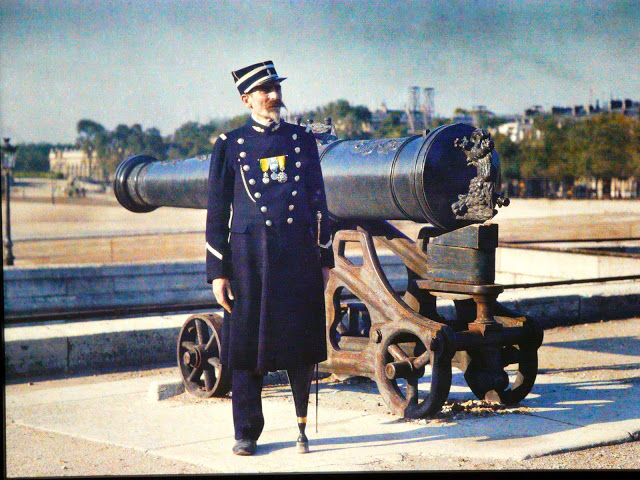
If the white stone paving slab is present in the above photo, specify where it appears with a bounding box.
[6,365,640,472]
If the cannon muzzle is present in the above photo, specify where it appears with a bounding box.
[114,123,506,230]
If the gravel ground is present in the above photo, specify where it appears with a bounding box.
[6,355,639,475]
[5,423,211,477]
[6,386,639,475]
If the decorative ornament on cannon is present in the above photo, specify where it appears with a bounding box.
[114,121,542,419]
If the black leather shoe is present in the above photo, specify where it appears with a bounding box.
[233,439,257,456]
[297,433,309,454]
[297,439,309,454]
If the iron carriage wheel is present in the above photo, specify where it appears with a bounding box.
[374,327,453,419]
[452,301,542,405]
[463,341,539,405]
[177,313,231,398]
[461,312,542,405]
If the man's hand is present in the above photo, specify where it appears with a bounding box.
[322,267,331,289]
[212,277,234,313]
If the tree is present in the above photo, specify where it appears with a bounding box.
[311,100,372,139]
[103,124,132,179]
[76,119,107,178]
[222,114,250,132]
[171,120,219,158]
[577,114,637,197]
[492,134,521,181]
[373,111,408,138]
[144,127,166,160]
[13,143,48,172]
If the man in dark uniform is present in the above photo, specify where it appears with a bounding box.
[205,60,334,456]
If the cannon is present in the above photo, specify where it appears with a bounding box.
[114,122,542,418]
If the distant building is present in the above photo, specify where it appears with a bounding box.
[49,148,101,180]
[622,99,640,117]
[573,105,586,116]
[524,105,544,117]
[371,103,407,129]
[370,103,389,128]
[452,112,474,125]
[610,99,624,112]
[588,101,602,114]
[551,106,573,116]
[494,117,541,143]
[548,98,639,119]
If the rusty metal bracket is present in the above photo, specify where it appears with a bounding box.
[322,227,456,418]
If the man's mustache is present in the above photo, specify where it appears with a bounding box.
[266,99,286,110]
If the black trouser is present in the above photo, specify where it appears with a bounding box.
[232,364,315,441]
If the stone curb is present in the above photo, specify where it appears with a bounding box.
[5,281,639,380]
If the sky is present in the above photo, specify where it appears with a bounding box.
[1,0,639,143]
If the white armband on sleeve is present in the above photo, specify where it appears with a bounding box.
[318,238,332,249]
[206,242,223,260]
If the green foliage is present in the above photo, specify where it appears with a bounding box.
[170,121,219,158]
[13,143,73,172]
[308,99,373,139]
[14,170,63,179]
[510,114,640,185]
[430,117,449,128]
[75,120,172,179]
[492,134,521,180]
[222,114,251,132]
[373,111,408,139]
[76,119,108,175]
[68,105,639,192]
[577,114,638,180]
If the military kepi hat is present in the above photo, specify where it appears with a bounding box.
[232,60,287,95]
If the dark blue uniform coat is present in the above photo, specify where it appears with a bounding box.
[205,117,334,373]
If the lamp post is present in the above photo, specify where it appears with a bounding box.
[2,137,17,266]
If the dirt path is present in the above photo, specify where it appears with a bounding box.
[5,197,640,266]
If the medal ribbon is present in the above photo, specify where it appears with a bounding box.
[259,155,287,172]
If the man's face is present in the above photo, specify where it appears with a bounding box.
[242,82,285,123]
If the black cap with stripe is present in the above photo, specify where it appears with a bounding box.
[232,60,287,95]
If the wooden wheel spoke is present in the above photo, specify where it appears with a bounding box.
[376,333,452,419]
[388,344,409,362]
[187,367,203,383]
[205,335,217,351]
[203,370,216,391]
[195,319,210,345]
[413,351,431,370]
[177,314,232,398]
[406,377,419,404]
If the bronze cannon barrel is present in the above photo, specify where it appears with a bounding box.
[114,123,504,230]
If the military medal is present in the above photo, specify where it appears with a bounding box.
[269,157,279,181]
[258,155,288,184]
[259,157,271,183]
[276,155,287,183]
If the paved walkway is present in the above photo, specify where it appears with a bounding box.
[5,318,640,473]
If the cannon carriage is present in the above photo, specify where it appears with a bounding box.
[114,121,543,418]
